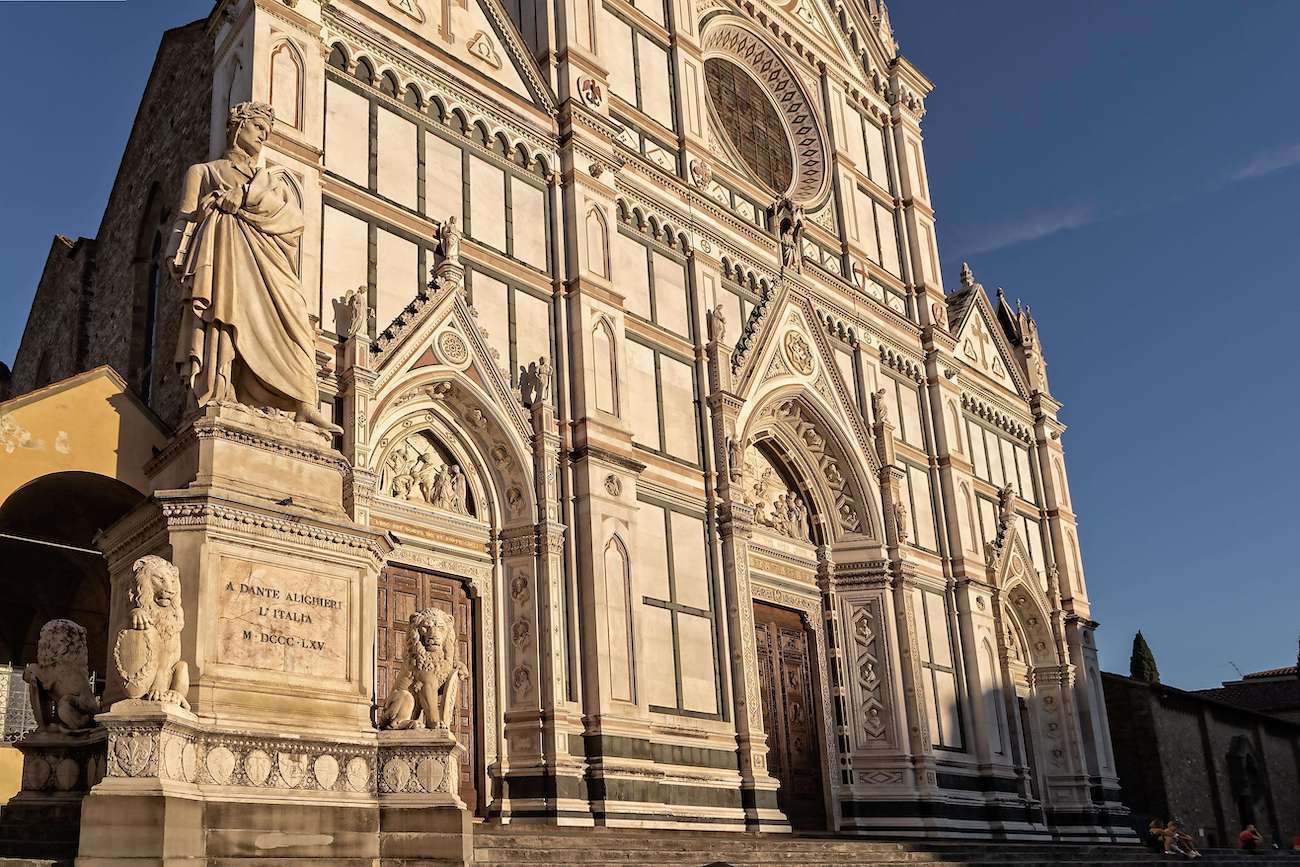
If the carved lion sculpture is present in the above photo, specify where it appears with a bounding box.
[114,555,190,710]
[378,608,467,731]
[24,619,100,732]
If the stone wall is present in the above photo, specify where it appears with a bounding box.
[1103,672,1300,849]
[9,236,96,396]
[10,19,213,428]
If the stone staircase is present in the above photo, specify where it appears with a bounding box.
[473,825,1300,867]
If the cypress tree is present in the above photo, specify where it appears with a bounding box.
[1130,631,1160,684]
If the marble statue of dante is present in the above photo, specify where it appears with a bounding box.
[168,101,340,433]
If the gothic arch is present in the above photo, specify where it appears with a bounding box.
[584,206,610,279]
[592,316,618,415]
[738,384,881,543]
[269,39,304,130]
[370,369,537,528]
[602,535,635,703]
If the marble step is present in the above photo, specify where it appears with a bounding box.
[472,862,1299,867]
[471,830,1300,866]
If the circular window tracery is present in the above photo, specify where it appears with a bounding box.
[701,16,830,205]
[704,58,793,196]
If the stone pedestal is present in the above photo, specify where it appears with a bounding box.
[108,402,389,733]
[76,701,385,867]
[0,729,105,860]
[377,731,471,866]
[76,405,398,864]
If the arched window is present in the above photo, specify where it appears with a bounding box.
[593,318,618,415]
[269,41,303,130]
[131,186,169,402]
[354,57,374,84]
[380,71,399,97]
[603,536,635,703]
[327,44,349,70]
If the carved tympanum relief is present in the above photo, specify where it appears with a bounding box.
[757,399,865,535]
[380,431,474,516]
[741,445,811,542]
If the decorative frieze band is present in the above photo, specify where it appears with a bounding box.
[102,712,377,795]
[960,392,1033,442]
[159,502,388,562]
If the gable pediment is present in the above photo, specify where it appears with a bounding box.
[731,285,880,481]
[371,268,531,444]
[953,290,1028,398]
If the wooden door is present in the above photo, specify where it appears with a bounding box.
[378,565,478,813]
[754,601,826,829]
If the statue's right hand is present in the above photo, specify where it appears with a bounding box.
[130,609,151,630]
[212,186,244,215]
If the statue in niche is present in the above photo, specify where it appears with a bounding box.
[772,196,804,273]
[24,619,100,732]
[438,216,461,265]
[167,101,340,434]
[381,432,473,516]
[114,556,190,710]
[378,608,467,731]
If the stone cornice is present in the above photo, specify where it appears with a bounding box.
[960,391,1034,444]
[159,500,390,563]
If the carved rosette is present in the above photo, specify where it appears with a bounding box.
[783,331,816,376]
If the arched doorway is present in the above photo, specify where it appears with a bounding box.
[753,600,824,829]
[734,386,883,832]
[0,472,146,722]
[366,368,536,818]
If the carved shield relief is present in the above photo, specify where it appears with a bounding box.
[114,628,157,699]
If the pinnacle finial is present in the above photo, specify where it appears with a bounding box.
[960,262,974,288]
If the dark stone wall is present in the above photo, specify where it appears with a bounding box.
[10,236,96,395]
[10,19,213,428]
[1103,673,1300,850]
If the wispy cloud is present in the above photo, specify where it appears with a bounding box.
[955,201,1105,256]
[1226,140,1300,183]
[952,140,1300,258]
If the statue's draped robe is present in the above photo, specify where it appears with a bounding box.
[174,162,315,410]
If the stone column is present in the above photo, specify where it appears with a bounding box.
[704,338,785,831]
[495,393,590,823]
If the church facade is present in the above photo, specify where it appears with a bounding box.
[2,0,1129,843]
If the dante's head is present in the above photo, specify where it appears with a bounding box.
[227,101,275,156]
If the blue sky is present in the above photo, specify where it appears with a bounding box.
[1,2,1296,688]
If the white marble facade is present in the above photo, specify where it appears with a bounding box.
[184,0,1126,840]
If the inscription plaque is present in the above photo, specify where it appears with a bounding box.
[217,557,349,680]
